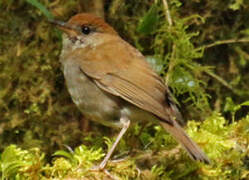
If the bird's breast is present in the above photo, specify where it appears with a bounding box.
[61,58,123,128]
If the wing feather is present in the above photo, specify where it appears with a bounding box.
[72,35,173,123]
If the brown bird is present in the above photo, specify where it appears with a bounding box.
[50,13,210,169]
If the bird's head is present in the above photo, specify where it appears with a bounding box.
[50,13,118,50]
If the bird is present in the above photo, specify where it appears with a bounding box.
[50,13,210,169]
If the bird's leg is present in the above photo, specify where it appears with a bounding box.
[95,116,130,170]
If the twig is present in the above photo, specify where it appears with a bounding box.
[204,70,239,95]
[166,44,176,84]
[136,167,141,178]
[199,38,249,50]
[134,145,182,161]
[161,0,174,84]
[103,169,120,180]
[234,47,249,62]
[162,0,172,26]
[197,38,249,96]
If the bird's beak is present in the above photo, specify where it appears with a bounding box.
[49,19,79,36]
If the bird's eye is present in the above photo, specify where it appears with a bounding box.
[81,25,91,35]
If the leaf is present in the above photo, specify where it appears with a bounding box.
[137,4,159,35]
[53,150,73,160]
[26,0,53,19]
[229,0,244,10]
[240,101,249,106]
[0,145,29,178]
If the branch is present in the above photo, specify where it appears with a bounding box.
[162,0,172,26]
[204,70,240,96]
[200,38,249,50]
[166,44,176,84]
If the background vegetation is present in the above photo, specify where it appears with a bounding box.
[0,0,249,179]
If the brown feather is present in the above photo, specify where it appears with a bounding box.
[160,121,210,163]
[61,13,210,163]
[68,13,117,35]
[71,35,172,124]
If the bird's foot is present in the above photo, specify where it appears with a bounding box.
[90,159,107,171]
[90,163,119,180]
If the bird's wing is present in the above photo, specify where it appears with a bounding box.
[72,36,173,124]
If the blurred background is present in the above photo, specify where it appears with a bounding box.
[0,0,249,179]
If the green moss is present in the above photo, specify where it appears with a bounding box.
[1,113,249,179]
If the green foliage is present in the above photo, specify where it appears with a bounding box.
[0,145,45,179]
[187,113,249,179]
[152,12,210,109]
[224,98,249,122]
[26,0,53,19]
[137,4,159,35]
[0,0,83,154]
[53,145,104,168]
[0,144,138,179]
[1,113,249,179]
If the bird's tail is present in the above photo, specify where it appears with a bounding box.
[160,120,210,164]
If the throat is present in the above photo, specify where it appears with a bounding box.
[71,38,85,50]
[60,35,86,62]
[64,36,85,50]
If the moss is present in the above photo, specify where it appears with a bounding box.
[1,114,249,179]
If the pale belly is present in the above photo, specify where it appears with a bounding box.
[61,59,158,128]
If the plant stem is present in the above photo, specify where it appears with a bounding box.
[199,38,249,50]
[162,0,172,26]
